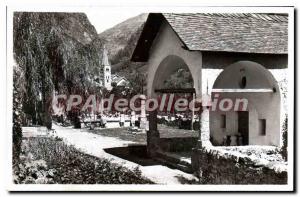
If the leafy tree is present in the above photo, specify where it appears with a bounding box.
[280,115,288,161]
[163,68,193,89]
[12,65,24,163]
[13,12,105,129]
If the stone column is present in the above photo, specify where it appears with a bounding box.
[147,109,159,157]
[191,93,195,130]
[99,99,104,115]
[197,93,211,148]
[196,95,204,149]
[139,95,147,131]
[196,111,203,149]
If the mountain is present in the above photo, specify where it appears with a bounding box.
[97,13,148,93]
[97,13,194,92]
[98,13,148,61]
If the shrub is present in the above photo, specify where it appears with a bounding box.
[13,67,23,164]
[15,137,153,184]
[280,115,288,161]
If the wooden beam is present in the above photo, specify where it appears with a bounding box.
[212,88,274,93]
[154,88,196,94]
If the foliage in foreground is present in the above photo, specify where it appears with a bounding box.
[280,115,288,161]
[13,63,24,163]
[13,137,153,184]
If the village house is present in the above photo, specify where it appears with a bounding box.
[111,74,129,88]
[131,13,288,174]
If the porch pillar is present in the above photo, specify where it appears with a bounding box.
[196,94,203,149]
[147,109,159,157]
[139,95,147,131]
[191,93,195,130]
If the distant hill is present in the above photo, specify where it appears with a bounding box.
[97,13,148,93]
[98,13,148,61]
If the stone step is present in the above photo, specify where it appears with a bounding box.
[154,151,193,173]
[156,151,192,166]
[154,157,193,173]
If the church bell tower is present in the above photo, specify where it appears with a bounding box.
[101,45,112,90]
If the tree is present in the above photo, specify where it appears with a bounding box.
[281,115,288,161]
[13,12,105,128]
[163,68,193,89]
[12,65,24,163]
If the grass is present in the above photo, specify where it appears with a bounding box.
[85,124,197,143]
[86,127,147,144]
[14,136,154,184]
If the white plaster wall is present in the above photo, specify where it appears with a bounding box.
[203,68,287,147]
[146,21,202,98]
[209,61,281,146]
[213,61,279,90]
[210,92,280,146]
[143,21,285,147]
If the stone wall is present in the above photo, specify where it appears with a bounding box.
[158,137,198,152]
[191,148,287,184]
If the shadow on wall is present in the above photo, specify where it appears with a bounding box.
[209,61,281,147]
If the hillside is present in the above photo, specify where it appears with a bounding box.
[98,13,148,61]
[97,13,148,93]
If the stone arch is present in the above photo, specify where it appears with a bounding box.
[210,61,281,146]
[148,55,201,98]
[213,61,280,91]
[146,54,202,156]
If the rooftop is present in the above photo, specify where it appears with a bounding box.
[131,13,288,62]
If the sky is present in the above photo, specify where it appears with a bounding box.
[85,10,142,33]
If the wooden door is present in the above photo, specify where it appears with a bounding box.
[238,111,249,145]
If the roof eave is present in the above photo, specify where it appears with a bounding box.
[131,13,164,62]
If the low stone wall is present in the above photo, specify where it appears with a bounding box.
[22,126,49,138]
[191,148,287,184]
[158,137,198,152]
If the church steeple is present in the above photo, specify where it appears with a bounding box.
[101,45,110,66]
[101,45,112,90]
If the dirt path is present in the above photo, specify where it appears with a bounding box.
[51,123,198,184]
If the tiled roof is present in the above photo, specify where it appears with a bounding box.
[162,13,288,54]
[111,74,128,85]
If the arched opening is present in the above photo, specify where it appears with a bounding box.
[210,61,281,146]
[153,55,197,130]
[151,55,194,95]
[147,55,201,157]
[239,76,247,88]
